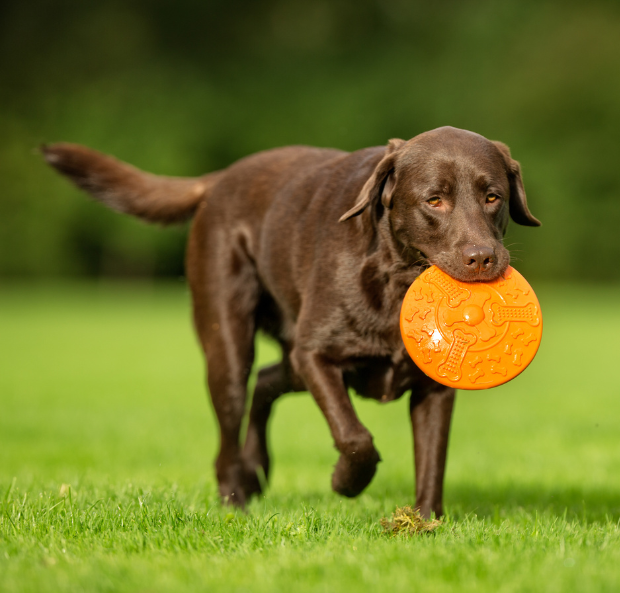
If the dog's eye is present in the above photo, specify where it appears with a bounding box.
[486,194,500,204]
[427,197,442,207]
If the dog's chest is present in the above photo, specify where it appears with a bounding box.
[344,350,421,402]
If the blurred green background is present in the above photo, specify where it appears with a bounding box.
[2,0,620,280]
[2,5,620,589]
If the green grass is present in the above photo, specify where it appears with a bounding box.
[1,281,620,592]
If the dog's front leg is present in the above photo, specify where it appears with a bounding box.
[410,383,455,518]
[292,349,381,497]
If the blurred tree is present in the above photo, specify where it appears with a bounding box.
[1,0,619,279]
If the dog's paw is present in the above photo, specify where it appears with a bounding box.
[241,461,266,499]
[331,448,381,497]
[217,460,268,507]
[218,474,249,508]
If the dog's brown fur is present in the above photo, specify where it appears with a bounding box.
[43,127,540,517]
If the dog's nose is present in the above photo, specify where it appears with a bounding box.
[461,244,495,274]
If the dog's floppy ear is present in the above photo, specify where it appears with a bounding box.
[493,141,541,227]
[339,138,405,222]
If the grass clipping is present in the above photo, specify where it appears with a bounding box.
[381,505,442,536]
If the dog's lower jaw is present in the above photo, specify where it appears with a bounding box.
[416,250,430,268]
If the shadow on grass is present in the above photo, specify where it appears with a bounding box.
[250,470,620,521]
[325,479,620,524]
[446,483,620,523]
[255,483,620,528]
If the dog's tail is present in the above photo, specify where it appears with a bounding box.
[42,143,220,224]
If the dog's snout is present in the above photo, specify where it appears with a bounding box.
[461,244,495,274]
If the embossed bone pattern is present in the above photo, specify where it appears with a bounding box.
[400,265,542,390]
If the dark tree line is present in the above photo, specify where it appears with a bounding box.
[1,0,619,280]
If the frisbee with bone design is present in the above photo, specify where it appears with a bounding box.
[400,265,542,390]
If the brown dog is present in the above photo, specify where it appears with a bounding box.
[43,126,540,517]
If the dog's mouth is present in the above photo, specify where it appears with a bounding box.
[414,250,432,270]
[431,261,509,283]
[420,252,510,283]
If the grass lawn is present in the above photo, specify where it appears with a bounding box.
[1,281,620,592]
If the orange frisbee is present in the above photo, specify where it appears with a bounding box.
[400,265,542,390]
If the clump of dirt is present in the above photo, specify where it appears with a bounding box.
[381,505,442,536]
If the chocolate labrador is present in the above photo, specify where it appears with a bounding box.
[43,126,540,517]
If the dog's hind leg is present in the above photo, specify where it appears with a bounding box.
[241,358,304,495]
[187,210,260,507]
[241,363,286,496]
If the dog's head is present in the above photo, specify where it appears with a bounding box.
[340,127,540,282]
